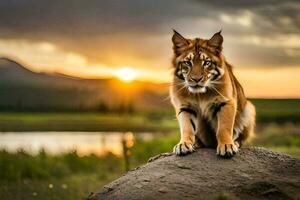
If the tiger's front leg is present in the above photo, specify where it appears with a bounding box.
[216,100,238,158]
[173,107,197,156]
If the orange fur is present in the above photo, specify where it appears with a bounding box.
[170,30,256,157]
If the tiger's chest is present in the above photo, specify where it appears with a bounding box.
[192,100,226,121]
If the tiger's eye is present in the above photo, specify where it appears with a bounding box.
[183,61,192,66]
[204,60,211,66]
[181,61,191,72]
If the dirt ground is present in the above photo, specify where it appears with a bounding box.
[88,147,300,200]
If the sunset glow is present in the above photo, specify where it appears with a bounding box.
[115,67,137,82]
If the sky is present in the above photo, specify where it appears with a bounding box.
[0,0,299,98]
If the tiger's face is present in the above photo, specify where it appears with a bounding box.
[172,30,225,94]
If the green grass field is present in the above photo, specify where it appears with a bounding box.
[0,150,123,200]
[0,112,178,132]
[0,99,299,132]
[252,99,300,123]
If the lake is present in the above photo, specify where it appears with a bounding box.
[0,132,161,156]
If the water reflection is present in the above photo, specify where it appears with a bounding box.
[0,132,155,156]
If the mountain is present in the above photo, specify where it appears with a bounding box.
[0,57,171,111]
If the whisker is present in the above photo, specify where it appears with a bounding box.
[210,85,228,100]
[160,82,185,87]
[174,84,187,94]
[171,82,186,88]
[162,82,186,101]
[163,96,170,101]
[210,81,224,85]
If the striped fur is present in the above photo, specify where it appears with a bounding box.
[170,30,256,158]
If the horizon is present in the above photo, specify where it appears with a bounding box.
[0,56,299,99]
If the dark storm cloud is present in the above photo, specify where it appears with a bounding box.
[4,0,298,37]
[0,0,299,68]
[196,0,300,34]
[195,0,294,8]
[0,0,215,67]
[0,0,207,37]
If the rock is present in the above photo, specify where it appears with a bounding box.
[87,147,300,200]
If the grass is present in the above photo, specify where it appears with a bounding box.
[0,175,107,200]
[0,150,123,181]
[0,150,124,200]
[0,99,299,132]
[0,112,178,132]
[251,99,300,123]
[252,123,300,157]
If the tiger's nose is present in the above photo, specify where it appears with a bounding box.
[191,76,203,83]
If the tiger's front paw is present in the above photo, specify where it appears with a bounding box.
[216,142,238,158]
[173,141,195,156]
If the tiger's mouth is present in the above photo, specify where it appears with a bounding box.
[188,85,207,93]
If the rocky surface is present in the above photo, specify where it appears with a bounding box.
[87,147,300,200]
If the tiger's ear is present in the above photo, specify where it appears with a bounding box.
[172,30,189,55]
[208,30,223,53]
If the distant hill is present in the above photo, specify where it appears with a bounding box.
[0,57,171,111]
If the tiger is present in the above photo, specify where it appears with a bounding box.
[170,30,256,158]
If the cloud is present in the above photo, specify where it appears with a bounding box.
[0,39,87,71]
[238,34,300,48]
[0,0,299,70]
[220,11,254,27]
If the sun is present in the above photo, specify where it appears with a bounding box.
[115,67,137,82]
